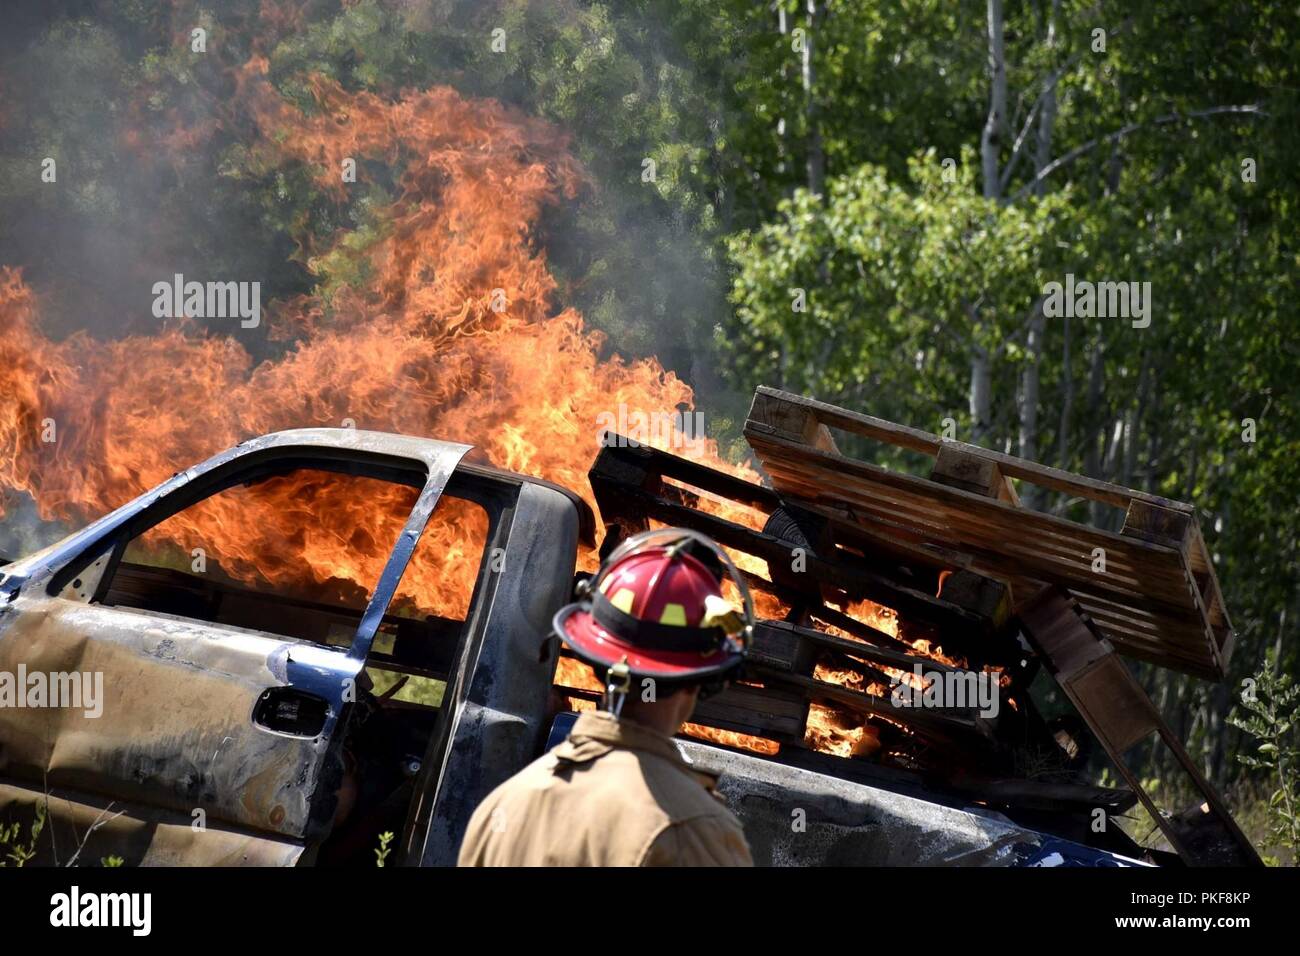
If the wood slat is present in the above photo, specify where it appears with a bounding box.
[596,476,993,634]
[770,463,1193,593]
[771,502,1206,644]
[1017,587,1260,865]
[751,386,1195,513]
[759,452,1199,603]
[749,666,995,743]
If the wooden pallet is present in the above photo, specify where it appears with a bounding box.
[743,387,1234,681]
[581,437,1162,823]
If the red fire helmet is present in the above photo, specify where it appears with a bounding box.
[553,528,752,683]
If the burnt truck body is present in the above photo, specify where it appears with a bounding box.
[0,428,1153,866]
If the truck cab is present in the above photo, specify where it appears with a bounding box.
[0,428,1150,866]
[0,429,591,866]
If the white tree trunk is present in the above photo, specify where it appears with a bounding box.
[1084,340,1107,526]
[970,344,992,443]
[1019,304,1047,505]
[1019,0,1059,508]
[972,0,1005,446]
[1034,0,1061,199]
[980,0,1006,202]
[802,1,825,196]
[776,5,789,178]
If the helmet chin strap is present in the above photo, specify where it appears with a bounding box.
[604,657,632,718]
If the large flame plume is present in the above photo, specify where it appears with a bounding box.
[0,58,704,611]
[0,43,931,761]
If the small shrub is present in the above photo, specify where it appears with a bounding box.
[1229,651,1300,865]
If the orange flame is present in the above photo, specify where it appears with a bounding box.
[0,62,745,617]
[801,596,964,760]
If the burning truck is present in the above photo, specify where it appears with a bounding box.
[0,387,1258,867]
[0,43,1261,868]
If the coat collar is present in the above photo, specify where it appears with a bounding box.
[553,711,721,790]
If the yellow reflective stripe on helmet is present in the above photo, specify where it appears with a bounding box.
[658,603,687,626]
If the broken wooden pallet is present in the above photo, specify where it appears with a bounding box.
[743,387,1234,681]
[1018,587,1260,865]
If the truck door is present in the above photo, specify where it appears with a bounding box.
[0,431,467,865]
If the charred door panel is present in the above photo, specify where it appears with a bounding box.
[0,598,344,839]
[0,429,474,864]
[413,480,582,865]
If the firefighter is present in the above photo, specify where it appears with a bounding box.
[457,527,755,867]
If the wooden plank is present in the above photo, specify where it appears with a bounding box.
[1096,638,1219,682]
[802,477,1193,592]
[748,388,842,453]
[745,388,1237,677]
[749,386,1195,513]
[749,666,996,743]
[749,620,818,674]
[936,569,1012,630]
[755,583,917,656]
[594,437,781,513]
[764,460,1200,608]
[1122,499,1196,551]
[756,618,968,678]
[1017,587,1261,866]
[754,446,1192,581]
[827,506,978,573]
[1119,503,1230,663]
[595,460,1022,672]
[814,496,1223,676]
[1078,605,1220,658]
[795,495,1211,651]
[599,480,994,634]
[1190,524,1232,635]
[690,683,807,740]
[750,386,944,456]
[931,443,1019,506]
[753,438,1194,583]
[1069,655,1160,753]
[771,483,1211,636]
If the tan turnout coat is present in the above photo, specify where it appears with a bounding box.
[457,711,753,867]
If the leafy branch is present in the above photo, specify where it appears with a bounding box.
[0,802,46,867]
[1228,651,1300,862]
[375,830,395,867]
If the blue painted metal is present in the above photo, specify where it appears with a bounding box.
[544,711,580,752]
[1014,836,1150,867]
